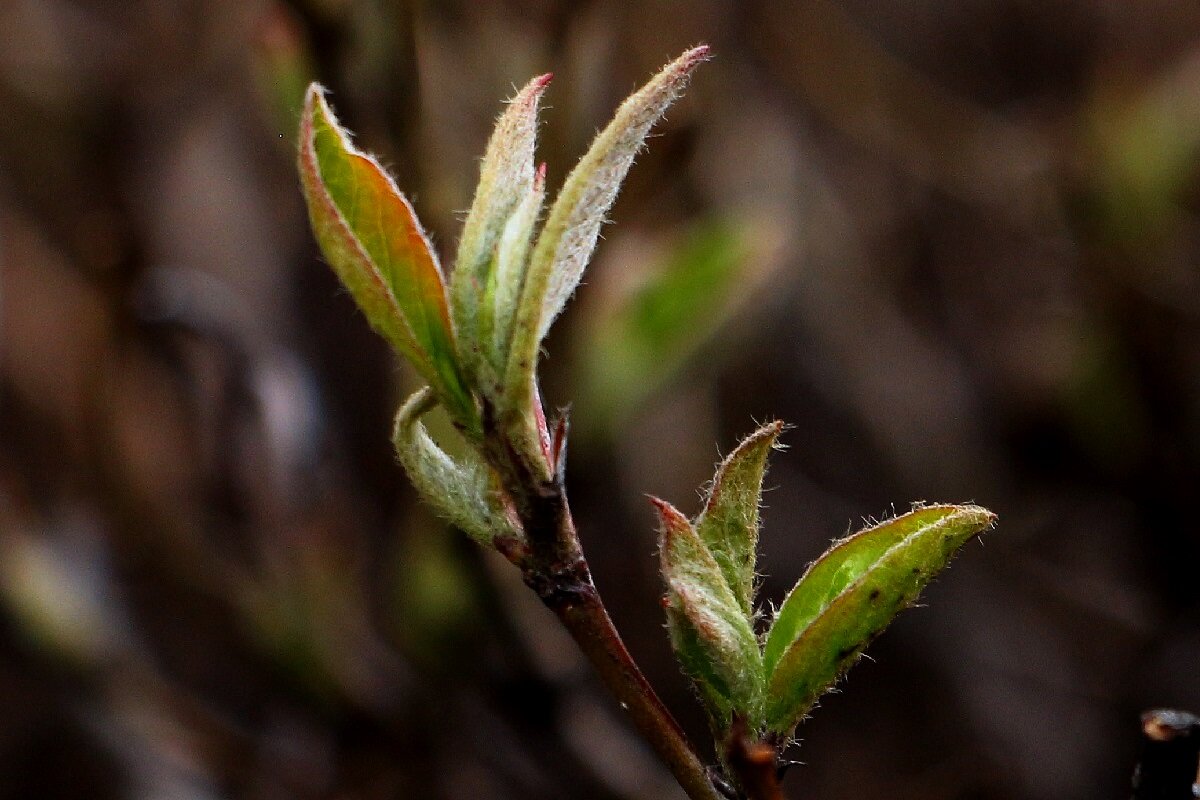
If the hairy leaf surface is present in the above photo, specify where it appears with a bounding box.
[695,421,783,616]
[656,497,762,729]
[764,505,995,734]
[392,388,520,545]
[505,47,709,421]
[453,74,551,377]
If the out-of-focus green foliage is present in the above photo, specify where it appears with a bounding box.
[577,219,763,430]
[1089,63,1200,247]
[251,6,314,146]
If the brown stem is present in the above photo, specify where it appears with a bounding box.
[724,717,785,800]
[521,500,720,800]
[544,564,721,800]
[481,400,720,800]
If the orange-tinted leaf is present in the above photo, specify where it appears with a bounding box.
[298,85,474,426]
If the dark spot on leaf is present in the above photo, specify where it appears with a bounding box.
[868,588,881,602]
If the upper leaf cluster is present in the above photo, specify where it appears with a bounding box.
[298,47,709,539]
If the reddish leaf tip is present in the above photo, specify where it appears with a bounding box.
[649,496,691,535]
[513,73,553,108]
[680,44,712,68]
[302,83,332,126]
[657,46,711,89]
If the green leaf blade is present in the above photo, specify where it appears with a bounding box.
[655,496,762,730]
[695,421,784,616]
[763,505,964,675]
[299,85,475,428]
[764,504,995,735]
[665,601,736,725]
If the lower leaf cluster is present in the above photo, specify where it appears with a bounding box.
[656,424,996,749]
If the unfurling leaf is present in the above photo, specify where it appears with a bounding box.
[504,46,710,426]
[392,388,521,546]
[484,165,546,376]
[763,505,995,736]
[298,86,476,430]
[695,421,784,616]
[452,74,552,380]
[655,497,762,731]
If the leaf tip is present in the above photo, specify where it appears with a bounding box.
[649,494,687,524]
[654,45,711,96]
[949,504,998,532]
[512,72,553,108]
[678,44,712,70]
[755,418,787,447]
[649,496,692,548]
[303,80,325,105]
[300,82,332,131]
[298,82,350,166]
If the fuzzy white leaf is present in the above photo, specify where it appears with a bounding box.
[503,46,709,422]
[452,74,552,379]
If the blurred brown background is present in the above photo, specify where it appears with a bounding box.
[2,1,1199,798]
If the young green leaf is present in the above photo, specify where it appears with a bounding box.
[298,85,476,430]
[655,496,762,730]
[763,505,995,735]
[665,599,738,727]
[695,421,784,616]
[504,46,710,423]
[452,74,552,379]
[393,387,522,546]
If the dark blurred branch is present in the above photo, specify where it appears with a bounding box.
[1133,709,1200,800]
